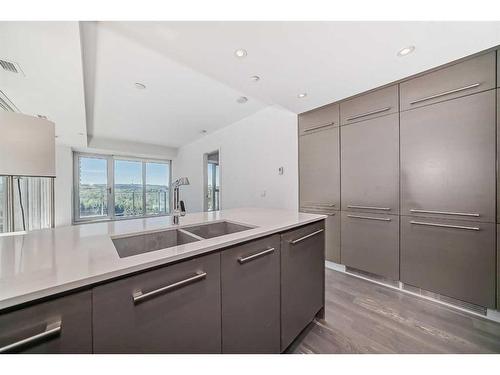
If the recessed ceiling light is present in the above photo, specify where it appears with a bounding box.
[134,82,146,89]
[36,114,48,119]
[297,93,307,99]
[250,75,260,82]
[200,129,207,135]
[234,49,247,58]
[237,96,248,104]
[397,46,415,57]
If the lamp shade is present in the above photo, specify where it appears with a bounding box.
[0,111,55,177]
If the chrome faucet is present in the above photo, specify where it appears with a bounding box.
[172,177,190,225]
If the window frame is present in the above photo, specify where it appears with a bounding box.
[73,152,172,224]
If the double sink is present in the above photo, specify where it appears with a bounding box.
[112,221,254,258]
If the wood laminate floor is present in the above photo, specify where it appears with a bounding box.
[286,268,500,354]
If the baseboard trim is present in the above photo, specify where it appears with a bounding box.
[324,261,500,324]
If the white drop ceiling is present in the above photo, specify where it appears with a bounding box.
[1,21,500,149]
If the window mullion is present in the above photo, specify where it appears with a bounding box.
[142,162,146,216]
[108,155,115,219]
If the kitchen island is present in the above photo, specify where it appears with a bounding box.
[0,208,326,353]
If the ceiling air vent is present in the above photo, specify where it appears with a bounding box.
[0,59,24,76]
[0,90,19,112]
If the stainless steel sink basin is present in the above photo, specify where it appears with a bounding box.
[113,229,200,258]
[182,221,254,239]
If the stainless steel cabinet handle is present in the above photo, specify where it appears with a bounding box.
[133,271,207,304]
[238,247,275,264]
[303,122,335,132]
[0,320,62,353]
[290,229,324,245]
[409,83,481,105]
[410,221,479,231]
[409,209,479,217]
[345,107,391,121]
[301,209,336,216]
[347,215,391,222]
[302,203,335,207]
[347,205,391,211]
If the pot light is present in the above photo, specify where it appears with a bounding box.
[134,82,146,89]
[200,129,208,135]
[297,93,307,99]
[250,75,260,82]
[234,49,247,58]
[397,46,415,57]
[237,96,248,104]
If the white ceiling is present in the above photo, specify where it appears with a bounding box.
[2,21,500,149]
[0,22,87,147]
[103,21,500,114]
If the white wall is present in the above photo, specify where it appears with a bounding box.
[54,144,73,227]
[173,106,298,213]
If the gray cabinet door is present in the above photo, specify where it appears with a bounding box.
[400,52,495,111]
[221,235,280,353]
[299,127,340,209]
[498,224,500,310]
[341,113,399,214]
[0,291,92,354]
[401,90,496,223]
[340,85,398,125]
[497,92,500,222]
[93,253,221,353]
[298,103,339,135]
[401,216,495,308]
[341,212,399,280]
[300,210,340,263]
[280,221,325,351]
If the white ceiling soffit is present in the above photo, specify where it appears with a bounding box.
[104,21,500,114]
[0,22,87,147]
[81,22,266,149]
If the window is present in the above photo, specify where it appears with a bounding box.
[205,151,220,212]
[74,152,171,223]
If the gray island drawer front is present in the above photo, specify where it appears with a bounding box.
[341,113,399,214]
[340,85,398,125]
[400,52,496,111]
[92,252,221,353]
[221,235,281,353]
[400,90,496,223]
[401,216,495,308]
[341,212,399,280]
[280,221,325,351]
[298,103,339,135]
[0,291,92,354]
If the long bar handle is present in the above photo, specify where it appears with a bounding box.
[303,122,335,132]
[347,205,391,211]
[0,320,62,353]
[238,248,275,264]
[133,271,207,304]
[300,209,336,216]
[409,209,479,217]
[345,107,391,121]
[302,202,335,207]
[410,221,479,231]
[347,215,391,222]
[290,229,324,245]
[409,83,481,105]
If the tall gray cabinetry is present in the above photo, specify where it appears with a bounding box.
[298,103,340,262]
[340,85,400,280]
[400,52,497,308]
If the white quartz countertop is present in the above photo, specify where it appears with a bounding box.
[0,208,325,310]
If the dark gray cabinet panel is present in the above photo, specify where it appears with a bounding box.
[497,50,500,87]
[93,252,221,353]
[298,103,339,135]
[498,224,500,310]
[299,126,340,209]
[341,113,399,214]
[221,235,280,353]
[401,90,496,223]
[281,221,325,351]
[299,211,340,263]
[497,92,500,222]
[341,212,399,280]
[0,291,91,354]
[340,85,398,125]
[401,216,495,308]
[400,52,496,111]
